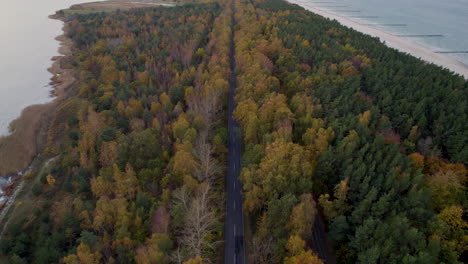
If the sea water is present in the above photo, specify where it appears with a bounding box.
[308,0,468,65]
[0,0,101,136]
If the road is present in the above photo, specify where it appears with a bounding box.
[311,214,337,264]
[224,0,245,263]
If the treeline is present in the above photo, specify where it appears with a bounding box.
[233,0,467,263]
[1,3,233,264]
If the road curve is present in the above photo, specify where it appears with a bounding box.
[224,0,245,263]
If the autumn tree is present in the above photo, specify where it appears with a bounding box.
[62,243,101,264]
[242,139,314,212]
[114,163,138,200]
[135,234,173,264]
[318,178,351,221]
[287,193,317,239]
[284,235,323,264]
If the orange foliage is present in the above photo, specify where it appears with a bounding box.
[408,152,425,170]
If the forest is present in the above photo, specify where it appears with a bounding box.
[1,2,231,263]
[0,0,466,263]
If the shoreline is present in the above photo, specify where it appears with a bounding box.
[65,0,177,12]
[0,0,172,178]
[0,14,75,223]
[0,0,171,205]
[47,16,77,100]
[287,0,468,79]
[0,15,75,178]
[0,1,174,137]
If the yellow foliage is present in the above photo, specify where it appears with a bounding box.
[172,114,190,142]
[63,243,101,264]
[440,205,467,229]
[286,235,306,256]
[91,174,113,198]
[113,164,138,199]
[173,149,198,177]
[183,256,204,264]
[46,174,56,186]
[288,194,317,238]
[357,110,371,126]
[302,125,335,156]
[284,250,324,264]
[408,152,425,169]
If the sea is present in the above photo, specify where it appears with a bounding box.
[0,0,100,136]
[306,0,468,64]
[0,0,467,135]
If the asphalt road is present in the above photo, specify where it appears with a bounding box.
[224,1,245,263]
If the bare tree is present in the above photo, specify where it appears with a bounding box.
[180,40,198,69]
[194,140,222,184]
[202,83,225,131]
[188,79,225,133]
[250,235,277,264]
[170,247,185,264]
[173,185,191,211]
[180,183,219,260]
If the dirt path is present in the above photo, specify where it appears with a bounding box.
[0,180,25,239]
[0,156,57,241]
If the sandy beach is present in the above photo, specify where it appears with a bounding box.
[287,0,468,79]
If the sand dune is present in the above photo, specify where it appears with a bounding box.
[287,0,468,79]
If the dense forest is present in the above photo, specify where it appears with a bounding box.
[233,0,467,263]
[0,0,466,263]
[1,3,232,263]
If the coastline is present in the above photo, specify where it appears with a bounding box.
[64,0,176,12]
[287,0,468,79]
[47,17,76,100]
[0,0,171,210]
[0,14,76,228]
[0,0,173,181]
[0,16,75,178]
